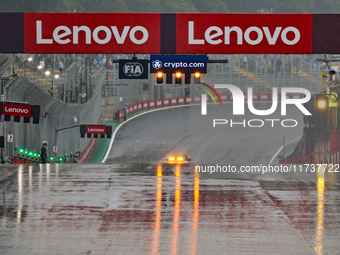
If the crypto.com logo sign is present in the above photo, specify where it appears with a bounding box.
[201,84,312,128]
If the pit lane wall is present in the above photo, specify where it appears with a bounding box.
[280,85,340,164]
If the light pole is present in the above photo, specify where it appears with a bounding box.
[24,57,33,78]
[33,65,43,85]
[51,74,59,97]
[51,54,56,97]
[43,70,50,85]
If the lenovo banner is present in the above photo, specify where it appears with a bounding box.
[86,125,106,134]
[176,14,313,54]
[24,13,161,53]
[1,13,340,53]
[1,103,31,117]
[80,124,112,138]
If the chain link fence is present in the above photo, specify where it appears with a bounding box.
[1,57,105,160]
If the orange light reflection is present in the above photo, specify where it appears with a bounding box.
[189,168,200,255]
[314,170,324,255]
[151,164,162,254]
[171,165,181,255]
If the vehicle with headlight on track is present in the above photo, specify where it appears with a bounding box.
[166,154,191,163]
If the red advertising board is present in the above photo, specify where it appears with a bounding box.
[260,93,269,101]
[221,94,228,102]
[133,103,137,111]
[156,99,163,107]
[24,13,161,53]
[194,96,201,103]
[149,100,155,109]
[186,97,192,104]
[143,101,148,110]
[1,13,340,54]
[117,110,123,120]
[292,93,302,99]
[164,99,170,106]
[176,14,313,54]
[171,98,177,106]
[86,125,106,134]
[138,102,142,110]
[129,105,134,114]
[178,97,185,105]
[252,93,258,101]
[2,103,31,117]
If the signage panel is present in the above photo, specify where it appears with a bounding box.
[119,59,148,79]
[86,125,106,134]
[24,13,161,53]
[150,55,207,73]
[1,103,31,117]
[176,14,313,54]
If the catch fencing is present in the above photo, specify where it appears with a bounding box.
[2,65,105,160]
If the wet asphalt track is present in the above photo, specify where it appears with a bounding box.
[0,163,339,254]
[106,103,304,164]
[1,103,340,254]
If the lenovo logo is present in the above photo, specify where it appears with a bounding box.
[36,20,149,45]
[2,104,31,117]
[86,126,106,134]
[188,21,300,46]
[88,128,104,132]
[4,106,29,114]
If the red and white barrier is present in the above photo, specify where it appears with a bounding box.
[143,101,148,110]
[194,96,200,103]
[260,93,269,101]
[156,99,162,107]
[149,100,155,109]
[221,94,228,102]
[171,98,177,106]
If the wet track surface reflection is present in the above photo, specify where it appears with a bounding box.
[0,163,340,254]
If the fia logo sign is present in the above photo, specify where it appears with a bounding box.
[123,62,144,77]
[119,59,148,79]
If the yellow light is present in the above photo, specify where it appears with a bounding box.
[177,156,184,162]
[317,100,326,109]
[169,157,175,162]
[194,72,201,78]
[157,72,163,78]
[175,72,182,78]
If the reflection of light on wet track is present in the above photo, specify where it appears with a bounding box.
[17,165,23,224]
[171,165,181,255]
[46,164,50,186]
[189,168,200,255]
[29,165,33,192]
[151,164,163,254]
[314,170,325,255]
